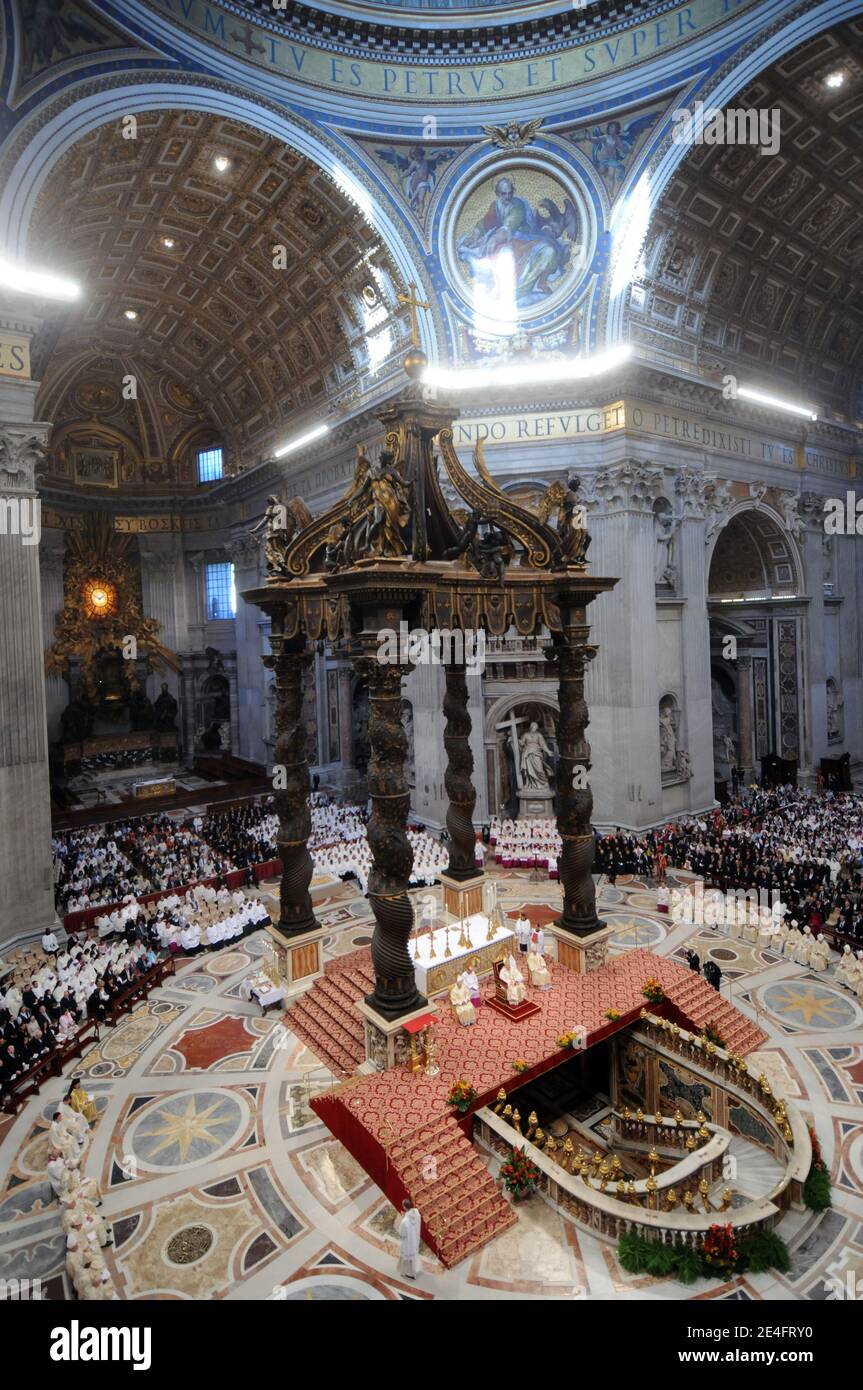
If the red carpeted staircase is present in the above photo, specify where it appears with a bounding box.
[385,1113,517,1268]
[663,970,768,1054]
[286,952,374,1077]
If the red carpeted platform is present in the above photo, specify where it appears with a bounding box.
[308,948,767,1267]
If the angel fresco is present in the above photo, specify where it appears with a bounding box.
[456,175,579,308]
[375,145,457,218]
[572,113,660,197]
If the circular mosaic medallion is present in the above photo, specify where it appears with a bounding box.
[127,1089,246,1171]
[205,951,249,977]
[166,1224,214,1265]
[761,981,859,1031]
[443,156,594,325]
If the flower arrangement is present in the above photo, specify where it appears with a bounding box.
[501,1145,540,1199]
[446,1078,477,1113]
[702,1223,738,1275]
[701,1022,725,1047]
[642,977,665,1005]
[803,1123,832,1211]
[605,1008,622,1022]
[512,1058,528,1073]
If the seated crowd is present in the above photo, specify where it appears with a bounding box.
[595,784,863,946]
[2,883,271,1106]
[488,816,560,876]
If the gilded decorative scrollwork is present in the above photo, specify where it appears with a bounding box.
[437,428,561,570]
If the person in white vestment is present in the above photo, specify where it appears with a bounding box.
[515,915,531,955]
[527,941,551,989]
[450,974,476,1026]
[397,1198,422,1280]
[809,933,831,972]
[500,953,527,1006]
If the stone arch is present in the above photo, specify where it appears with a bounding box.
[484,690,559,819]
[707,505,803,599]
[0,81,439,360]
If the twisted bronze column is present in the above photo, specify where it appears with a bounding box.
[551,624,604,936]
[355,649,425,1018]
[443,662,480,880]
[264,633,318,936]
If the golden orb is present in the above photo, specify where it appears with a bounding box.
[403,346,428,381]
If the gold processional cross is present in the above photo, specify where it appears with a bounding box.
[396,281,430,347]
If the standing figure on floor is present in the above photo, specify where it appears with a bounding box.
[397,1198,422,1280]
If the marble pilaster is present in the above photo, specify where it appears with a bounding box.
[0,318,58,945]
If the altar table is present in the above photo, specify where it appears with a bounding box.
[408,915,514,996]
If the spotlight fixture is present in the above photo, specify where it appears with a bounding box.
[213,155,230,173]
[161,236,176,249]
[124,309,138,320]
[825,69,846,89]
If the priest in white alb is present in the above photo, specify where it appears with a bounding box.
[397,1198,422,1280]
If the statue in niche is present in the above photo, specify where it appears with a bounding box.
[659,703,679,773]
[518,721,554,790]
[654,506,678,588]
[827,680,844,740]
[676,749,692,780]
[720,732,737,764]
[153,681,178,732]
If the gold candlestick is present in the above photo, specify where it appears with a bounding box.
[428,923,437,959]
[444,922,452,958]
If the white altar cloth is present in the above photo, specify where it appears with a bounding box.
[407,915,514,996]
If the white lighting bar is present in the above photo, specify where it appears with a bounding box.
[0,257,80,302]
[273,423,330,459]
[736,386,817,421]
[422,345,633,393]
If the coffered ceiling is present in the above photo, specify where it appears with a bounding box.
[629,18,863,421]
[29,110,402,475]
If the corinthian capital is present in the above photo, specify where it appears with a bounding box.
[673,467,707,518]
[583,460,663,514]
[0,427,49,492]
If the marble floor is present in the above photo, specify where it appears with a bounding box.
[2,869,861,1301]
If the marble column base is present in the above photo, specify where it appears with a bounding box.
[546,922,615,975]
[355,998,438,1073]
[264,923,326,994]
